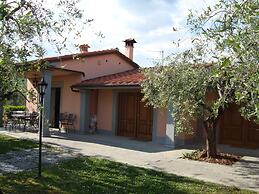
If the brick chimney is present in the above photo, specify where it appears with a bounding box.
[123,38,136,60]
[79,44,90,53]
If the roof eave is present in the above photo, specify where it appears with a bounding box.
[71,84,141,91]
[49,66,85,77]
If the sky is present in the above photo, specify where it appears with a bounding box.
[46,0,216,67]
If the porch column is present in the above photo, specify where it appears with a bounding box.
[42,71,52,137]
[165,108,175,147]
[111,91,118,135]
[80,90,90,133]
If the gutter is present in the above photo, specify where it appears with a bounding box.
[70,84,141,92]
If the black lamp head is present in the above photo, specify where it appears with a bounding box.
[38,77,48,95]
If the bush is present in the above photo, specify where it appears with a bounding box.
[3,105,26,116]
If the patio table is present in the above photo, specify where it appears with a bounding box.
[11,114,31,131]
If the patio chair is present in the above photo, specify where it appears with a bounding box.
[59,112,76,133]
[28,111,39,132]
[66,113,76,133]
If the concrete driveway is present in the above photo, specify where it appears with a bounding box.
[1,129,259,192]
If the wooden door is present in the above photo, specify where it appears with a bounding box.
[117,93,152,140]
[136,94,153,140]
[220,104,244,146]
[246,119,259,148]
[117,93,136,137]
[220,104,259,148]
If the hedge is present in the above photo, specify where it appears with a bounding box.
[3,105,26,116]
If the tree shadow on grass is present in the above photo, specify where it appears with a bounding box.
[0,134,38,154]
[0,157,247,194]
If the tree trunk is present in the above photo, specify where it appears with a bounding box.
[203,120,217,158]
[0,101,3,127]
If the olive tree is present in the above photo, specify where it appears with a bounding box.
[142,0,259,158]
[0,0,93,126]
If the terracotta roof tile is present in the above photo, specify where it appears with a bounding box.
[72,69,144,88]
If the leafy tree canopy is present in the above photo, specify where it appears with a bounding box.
[142,0,259,157]
[0,0,92,101]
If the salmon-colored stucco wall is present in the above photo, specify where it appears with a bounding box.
[26,51,136,132]
[51,53,134,131]
[54,54,135,80]
[97,90,113,131]
[26,79,38,113]
[156,108,167,137]
[155,107,198,141]
[52,75,81,130]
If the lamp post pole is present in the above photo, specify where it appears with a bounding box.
[37,77,48,178]
[38,91,43,177]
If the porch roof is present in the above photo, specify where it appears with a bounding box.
[25,66,85,79]
[71,69,144,89]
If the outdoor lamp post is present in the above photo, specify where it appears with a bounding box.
[37,77,48,178]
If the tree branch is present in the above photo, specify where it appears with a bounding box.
[4,0,26,21]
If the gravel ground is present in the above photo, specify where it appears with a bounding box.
[0,146,80,174]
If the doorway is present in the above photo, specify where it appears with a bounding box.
[220,104,259,148]
[50,88,61,128]
[117,92,153,140]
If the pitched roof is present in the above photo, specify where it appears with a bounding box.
[72,69,144,88]
[43,49,139,68]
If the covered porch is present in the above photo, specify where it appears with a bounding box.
[25,67,85,136]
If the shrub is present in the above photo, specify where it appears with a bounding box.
[3,105,26,116]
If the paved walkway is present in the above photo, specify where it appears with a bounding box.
[1,129,259,192]
[0,147,78,174]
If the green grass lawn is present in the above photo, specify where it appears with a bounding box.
[0,134,38,154]
[0,157,256,194]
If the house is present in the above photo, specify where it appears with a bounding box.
[25,39,259,149]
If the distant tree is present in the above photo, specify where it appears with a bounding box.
[0,0,93,126]
[142,0,259,158]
